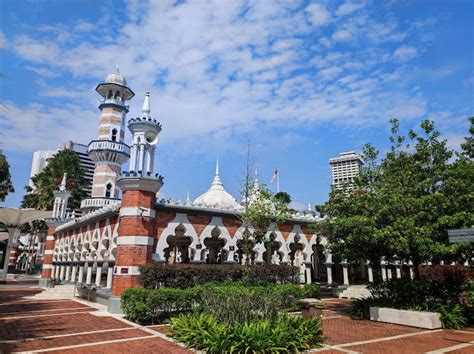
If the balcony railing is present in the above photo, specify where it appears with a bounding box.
[88,140,130,164]
[81,197,121,210]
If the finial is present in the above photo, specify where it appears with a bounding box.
[59,173,67,192]
[215,158,220,176]
[142,91,151,117]
[116,65,120,73]
[307,203,312,212]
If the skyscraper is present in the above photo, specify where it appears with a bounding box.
[329,151,364,188]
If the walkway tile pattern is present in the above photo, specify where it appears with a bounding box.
[1,287,473,353]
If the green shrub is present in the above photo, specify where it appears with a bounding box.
[169,313,323,353]
[431,303,467,330]
[139,263,298,289]
[350,297,379,320]
[121,286,202,324]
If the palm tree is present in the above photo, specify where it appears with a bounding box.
[21,149,86,210]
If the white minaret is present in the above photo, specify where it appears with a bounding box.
[128,91,162,175]
[53,173,71,219]
[81,68,135,211]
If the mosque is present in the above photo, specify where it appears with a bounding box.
[39,70,408,312]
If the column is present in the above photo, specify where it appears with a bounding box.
[71,265,77,282]
[59,264,65,280]
[408,261,415,279]
[95,263,102,287]
[305,263,312,284]
[367,261,374,283]
[112,175,162,298]
[65,265,71,281]
[55,264,60,279]
[51,265,56,279]
[324,253,333,285]
[341,260,349,285]
[395,263,401,279]
[106,264,114,289]
[387,266,393,280]
[381,259,387,281]
[78,265,84,283]
[130,145,137,171]
[40,228,56,282]
[138,144,145,172]
[86,263,92,285]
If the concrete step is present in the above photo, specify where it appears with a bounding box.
[25,284,76,300]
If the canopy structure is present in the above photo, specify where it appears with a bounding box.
[0,208,52,282]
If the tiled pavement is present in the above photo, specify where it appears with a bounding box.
[0,287,473,353]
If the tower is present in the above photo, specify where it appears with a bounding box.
[81,68,135,211]
[110,92,163,308]
[52,173,71,219]
[329,151,364,188]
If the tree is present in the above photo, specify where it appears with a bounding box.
[317,118,474,279]
[0,152,14,201]
[274,192,292,205]
[21,149,86,210]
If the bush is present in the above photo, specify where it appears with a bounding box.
[169,312,323,353]
[121,286,202,324]
[139,263,299,289]
[419,265,472,284]
[352,278,471,328]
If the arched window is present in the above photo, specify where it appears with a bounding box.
[105,183,113,198]
[114,90,120,99]
[111,128,117,142]
[107,90,113,99]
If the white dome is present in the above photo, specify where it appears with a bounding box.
[105,68,127,86]
[193,161,243,211]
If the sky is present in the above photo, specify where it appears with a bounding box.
[0,0,473,210]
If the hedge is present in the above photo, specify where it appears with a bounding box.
[121,283,320,324]
[139,263,299,289]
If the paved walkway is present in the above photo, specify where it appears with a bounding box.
[0,285,473,353]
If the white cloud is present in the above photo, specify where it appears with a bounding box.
[394,45,418,61]
[306,3,332,26]
[336,2,366,17]
[332,30,352,42]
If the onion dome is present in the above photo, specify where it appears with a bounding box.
[105,67,127,86]
[193,160,242,211]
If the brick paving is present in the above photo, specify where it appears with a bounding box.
[1,287,473,353]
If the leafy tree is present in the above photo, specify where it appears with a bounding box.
[0,152,14,201]
[274,192,292,205]
[317,118,474,279]
[21,149,86,210]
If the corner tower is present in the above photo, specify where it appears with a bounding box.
[81,69,135,211]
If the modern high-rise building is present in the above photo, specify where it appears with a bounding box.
[29,142,96,197]
[329,151,364,188]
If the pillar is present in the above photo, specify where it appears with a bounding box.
[395,263,401,279]
[305,263,312,284]
[112,175,162,297]
[65,265,71,281]
[55,264,60,279]
[387,266,393,280]
[367,261,374,283]
[408,261,415,279]
[59,264,65,280]
[40,227,56,286]
[78,265,84,283]
[106,264,114,289]
[71,264,77,282]
[341,261,349,285]
[86,263,92,284]
[8,246,18,272]
[95,263,102,287]
[381,259,387,281]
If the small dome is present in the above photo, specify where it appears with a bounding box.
[193,160,242,211]
[105,68,127,86]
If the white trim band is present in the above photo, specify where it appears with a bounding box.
[116,236,154,246]
[46,236,55,241]
[42,264,53,269]
[44,250,54,255]
[120,207,155,218]
[114,266,141,276]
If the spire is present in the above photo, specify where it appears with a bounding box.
[307,203,312,212]
[254,166,258,183]
[212,159,223,186]
[185,190,191,206]
[142,91,151,117]
[59,173,67,192]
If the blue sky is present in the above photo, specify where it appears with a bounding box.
[0,0,473,210]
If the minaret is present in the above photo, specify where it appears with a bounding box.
[52,173,71,219]
[81,68,135,211]
[111,92,163,306]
